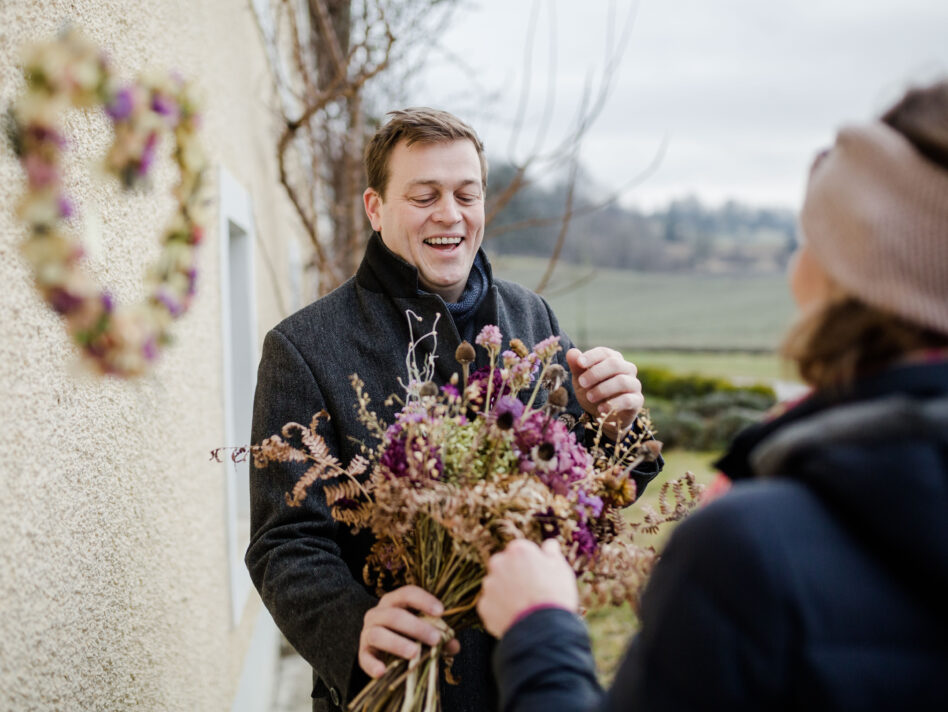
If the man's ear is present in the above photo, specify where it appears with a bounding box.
[363,188,383,232]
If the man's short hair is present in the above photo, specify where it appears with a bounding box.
[364,107,488,198]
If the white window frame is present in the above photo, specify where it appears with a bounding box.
[219,166,259,628]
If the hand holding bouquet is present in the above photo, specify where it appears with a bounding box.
[253,318,702,712]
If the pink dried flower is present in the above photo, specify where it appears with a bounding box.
[475,324,502,353]
[533,335,561,361]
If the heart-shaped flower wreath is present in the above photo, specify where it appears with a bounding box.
[7,28,207,377]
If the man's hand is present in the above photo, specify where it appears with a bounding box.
[566,347,644,439]
[359,585,461,678]
[477,539,578,639]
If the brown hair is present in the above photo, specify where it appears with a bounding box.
[363,107,488,198]
[781,80,948,390]
[782,296,948,389]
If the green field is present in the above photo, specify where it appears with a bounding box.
[624,349,798,383]
[490,254,796,352]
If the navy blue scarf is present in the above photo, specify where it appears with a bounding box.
[423,252,489,343]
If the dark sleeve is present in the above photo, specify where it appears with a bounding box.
[493,608,604,712]
[245,328,377,704]
[604,486,797,711]
[540,296,662,498]
[495,487,797,712]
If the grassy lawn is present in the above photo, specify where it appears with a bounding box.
[586,449,719,683]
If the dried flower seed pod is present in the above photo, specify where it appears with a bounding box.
[455,341,476,364]
[547,386,569,409]
[643,439,663,461]
[456,340,476,397]
[419,381,439,397]
[542,364,567,391]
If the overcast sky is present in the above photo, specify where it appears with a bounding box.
[407,0,948,210]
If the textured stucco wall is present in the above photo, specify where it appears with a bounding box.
[0,1,299,709]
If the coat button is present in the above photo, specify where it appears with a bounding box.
[330,687,340,707]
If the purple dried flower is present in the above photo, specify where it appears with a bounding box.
[379,427,410,479]
[572,524,598,557]
[379,418,444,481]
[143,337,158,361]
[186,268,198,297]
[468,366,510,410]
[441,383,460,399]
[513,410,591,493]
[58,195,75,219]
[494,396,524,430]
[106,87,134,121]
[48,287,83,315]
[139,132,158,176]
[494,396,524,420]
[154,290,182,316]
[101,291,114,314]
[150,93,176,117]
[576,490,604,520]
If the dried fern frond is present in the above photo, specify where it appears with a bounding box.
[251,433,309,468]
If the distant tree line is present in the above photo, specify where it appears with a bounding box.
[485,161,799,274]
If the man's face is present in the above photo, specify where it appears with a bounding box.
[364,139,485,303]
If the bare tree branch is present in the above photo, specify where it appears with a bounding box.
[542,268,598,298]
[485,132,669,241]
[309,0,348,84]
[534,151,580,294]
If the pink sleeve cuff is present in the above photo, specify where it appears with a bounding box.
[509,603,574,631]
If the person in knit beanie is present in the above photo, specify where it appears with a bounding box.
[476,80,948,711]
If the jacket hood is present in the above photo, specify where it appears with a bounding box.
[734,361,948,611]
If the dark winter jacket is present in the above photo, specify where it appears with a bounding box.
[246,233,660,712]
[494,359,948,711]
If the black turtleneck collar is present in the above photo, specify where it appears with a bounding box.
[355,231,494,299]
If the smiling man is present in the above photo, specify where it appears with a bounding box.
[246,108,660,712]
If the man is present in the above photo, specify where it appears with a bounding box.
[246,108,659,712]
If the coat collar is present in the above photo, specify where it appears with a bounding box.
[716,359,948,481]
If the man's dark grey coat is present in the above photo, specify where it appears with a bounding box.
[246,234,658,711]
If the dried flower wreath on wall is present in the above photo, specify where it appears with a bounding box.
[6,28,207,377]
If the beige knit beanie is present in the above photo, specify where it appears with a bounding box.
[799,121,948,336]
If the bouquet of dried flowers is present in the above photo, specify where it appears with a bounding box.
[251,317,702,712]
